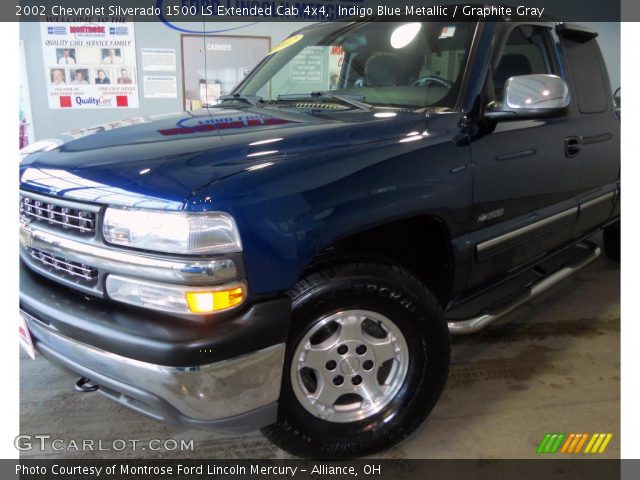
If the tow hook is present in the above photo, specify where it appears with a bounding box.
[74,377,99,393]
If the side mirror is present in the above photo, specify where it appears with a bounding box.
[486,74,570,121]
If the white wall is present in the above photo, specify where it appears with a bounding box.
[20,22,312,141]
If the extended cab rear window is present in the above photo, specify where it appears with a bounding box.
[561,37,609,114]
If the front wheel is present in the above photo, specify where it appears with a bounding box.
[262,260,450,458]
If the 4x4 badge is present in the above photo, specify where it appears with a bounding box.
[477,208,505,223]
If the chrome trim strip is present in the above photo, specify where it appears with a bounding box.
[20,223,238,285]
[449,242,601,335]
[477,207,578,254]
[23,311,285,421]
[579,191,614,211]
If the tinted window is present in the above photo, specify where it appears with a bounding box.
[494,26,555,96]
[561,37,608,113]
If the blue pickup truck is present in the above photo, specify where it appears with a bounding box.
[19,20,619,457]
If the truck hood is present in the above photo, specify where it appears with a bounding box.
[19,107,430,210]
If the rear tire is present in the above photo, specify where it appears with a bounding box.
[603,221,620,261]
[262,259,450,458]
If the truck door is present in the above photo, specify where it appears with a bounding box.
[556,24,620,234]
[466,24,582,290]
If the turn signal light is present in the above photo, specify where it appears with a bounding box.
[106,274,246,315]
[186,287,244,313]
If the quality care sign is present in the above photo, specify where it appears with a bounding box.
[40,22,139,109]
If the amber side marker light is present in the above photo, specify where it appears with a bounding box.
[186,287,245,313]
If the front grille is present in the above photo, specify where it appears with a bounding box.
[25,247,98,284]
[20,194,97,235]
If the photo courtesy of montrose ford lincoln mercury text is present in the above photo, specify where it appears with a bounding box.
[18,18,620,457]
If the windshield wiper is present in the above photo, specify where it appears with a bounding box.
[214,93,263,107]
[275,92,371,111]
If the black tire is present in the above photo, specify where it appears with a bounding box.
[603,221,620,261]
[262,259,450,458]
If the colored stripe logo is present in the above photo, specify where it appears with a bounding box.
[537,433,613,454]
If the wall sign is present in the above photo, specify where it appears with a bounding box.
[40,22,140,109]
[143,75,177,99]
[142,48,176,71]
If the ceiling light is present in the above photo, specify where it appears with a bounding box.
[391,23,422,49]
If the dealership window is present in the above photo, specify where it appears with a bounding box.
[181,35,270,109]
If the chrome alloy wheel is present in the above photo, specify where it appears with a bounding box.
[291,309,410,423]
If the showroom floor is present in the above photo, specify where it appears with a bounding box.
[20,236,620,459]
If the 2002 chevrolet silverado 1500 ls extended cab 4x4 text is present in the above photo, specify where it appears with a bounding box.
[18,19,620,457]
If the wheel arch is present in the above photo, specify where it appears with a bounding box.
[304,214,455,308]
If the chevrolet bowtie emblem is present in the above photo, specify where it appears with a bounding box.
[19,218,33,247]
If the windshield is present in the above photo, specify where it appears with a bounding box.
[235,22,473,109]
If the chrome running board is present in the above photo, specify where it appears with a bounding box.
[447,242,601,335]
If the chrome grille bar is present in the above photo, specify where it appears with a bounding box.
[20,194,96,235]
[25,247,98,282]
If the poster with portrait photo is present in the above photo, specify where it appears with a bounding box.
[55,48,76,65]
[69,68,90,85]
[49,68,67,85]
[40,22,139,109]
[101,48,124,65]
[93,68,112,85]
[116,67,135,85]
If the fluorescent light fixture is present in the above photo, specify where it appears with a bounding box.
[399,131,424,143]
[247,150,278,158]
[399,136,423,143]
[246,162,274,171]
[249,137,283,146]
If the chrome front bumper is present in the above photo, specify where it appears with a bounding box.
[23,310,285,432]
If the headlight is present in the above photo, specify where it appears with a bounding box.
[103,208,242,255]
